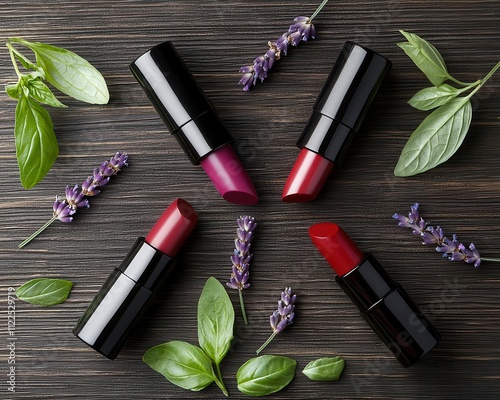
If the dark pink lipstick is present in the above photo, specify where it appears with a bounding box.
[73,199,197,359]
[130,42,258,205]
[282,42,391,202]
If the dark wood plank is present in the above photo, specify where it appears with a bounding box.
[1,0,500,398]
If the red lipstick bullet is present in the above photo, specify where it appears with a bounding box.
[309,222,440,367]
[130,42,258,205]
[146,198,198,256]
[282,148,334,203]
[74,199,197,359]
[282,42,391,202]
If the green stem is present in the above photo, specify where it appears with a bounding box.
[447,75,477,87]
[18,216,57,249]
[239,289,248,325]
[479,257,500,263]
[256,331,277,355]
[465,61,500,100]
[6,42,22,78]
[213,363,229,397]
[480,60,500,84]
[456,79,482,94]
[310,0,329,21]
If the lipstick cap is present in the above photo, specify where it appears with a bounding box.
[73,238,176,359]
[297,41,391,165]
[130,41,233,164]
[336,255,440,367]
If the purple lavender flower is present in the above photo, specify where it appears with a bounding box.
[81,176,101,197]
[436,234,460,255]
[96,151,129,178]
[108,151,129,172]
[420,226,444,246]
[65,184,90,211]
[393,203,485,268]
[239,0,329,91]
[83,167,110,195]
[272,287,296,333]
[256,287,297,354]
[289,16,316,41]
[227,216,256,324]
[53,196,75,223]
[19,152,129,248]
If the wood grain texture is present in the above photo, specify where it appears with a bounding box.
[1,0,500,398]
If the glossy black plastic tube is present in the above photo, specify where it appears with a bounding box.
[129,41,233,165]
[296,41,391,166]
[336,254,441,367]
[73,238,176,359]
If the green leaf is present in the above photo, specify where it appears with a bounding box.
[26,78,67,108]
[236,355,297,396]
[12,48,39,71]
[10,38,109,104]
[15,95,59,189]
[6,84,20,99]
[143,341,216,392]
[398,30,449,86]
[302,356,345,381]
[16,278,73,306]
[394,98,472,176]
[197,277,234,366]
[408,84,461,111]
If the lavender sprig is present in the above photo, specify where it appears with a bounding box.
[18,152,128,248]
[227,216,256,324]
[256,287,296,354]
[393,203,500,267]
[239,0,329,91]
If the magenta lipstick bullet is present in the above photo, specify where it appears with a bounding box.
[130,42,258,205]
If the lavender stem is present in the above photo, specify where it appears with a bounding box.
[239,289,248,325]
[18,216,57,249]
[256,332,278,355]
[310,0,329,21]
[479,257,500,262]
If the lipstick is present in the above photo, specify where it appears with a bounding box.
[130,41,258,205]
[73,198,198,359]
[282,42,391,202]
[309,222,440,367]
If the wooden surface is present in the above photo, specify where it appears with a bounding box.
[1,1,500,399]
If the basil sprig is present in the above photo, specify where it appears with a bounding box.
[16,278,73,306]
[143,277,233,397]
[5,38,109,189]
[236,355,297,396]
[394,30,500,176]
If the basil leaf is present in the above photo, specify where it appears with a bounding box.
[398,30,449,86]
[12,48,39,71]
[197,277,234,365]
[395,98,472,176]
[302,356,345,381]
[408,84,461,111]
[16,278,73,306]
[143,341,216,392]
[15,95,58,189]
[6,84,20,100]
[10,38,109,104]
[26,78,67,108]
[236,355,296,396]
